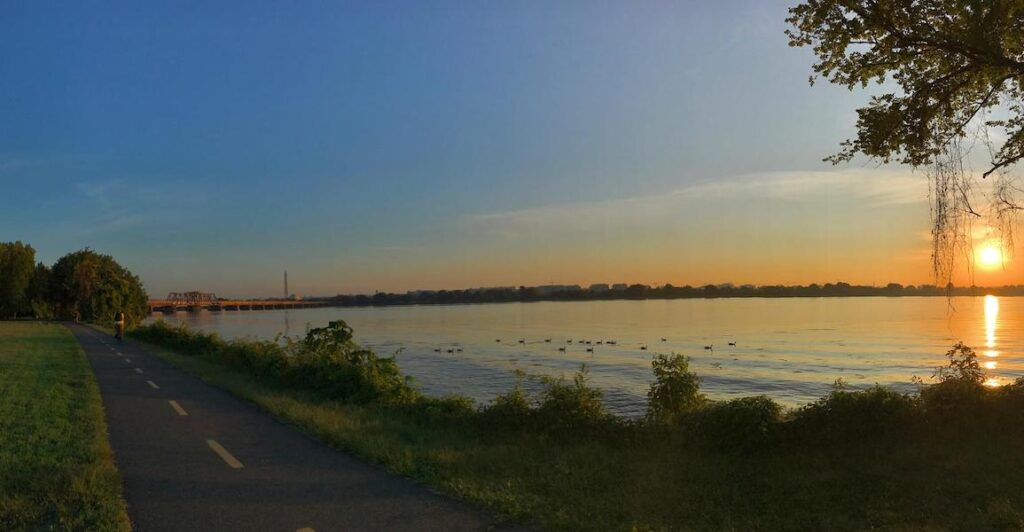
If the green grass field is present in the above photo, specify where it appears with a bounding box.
[137,337,1024,531]
[0,322,130,531]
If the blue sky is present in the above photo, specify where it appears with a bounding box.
[2,1,966,296]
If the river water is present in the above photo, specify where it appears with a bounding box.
[149,296,1023,416]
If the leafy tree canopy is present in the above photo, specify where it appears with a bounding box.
[787,0,1024,176]
[50,249,148,327]
[0,241,36,318]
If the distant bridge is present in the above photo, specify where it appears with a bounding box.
[149,291,326,313]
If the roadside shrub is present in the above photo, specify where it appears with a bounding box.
[790,382,917,443]
[991,377,1024,428]
[933,342,984,384]
[535,365,612,435]
[405,395,477,425]
[920,342,988,420]
[479,370,533,431]
[688,395,783,450]
[131,320,419,406]
[646,353,704,424]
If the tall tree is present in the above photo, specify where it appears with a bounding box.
[26,262,53,319]
[786,0,1024,176]
[0,241,37,318]
[787,0,1024,280]
[50,249,149,327]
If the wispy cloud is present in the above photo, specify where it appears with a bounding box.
[72,178,210,235]
[0,157,32,174]
[464,169,927,238]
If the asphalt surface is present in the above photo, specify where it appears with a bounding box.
[68,323,511,532]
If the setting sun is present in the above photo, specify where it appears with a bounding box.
[978,244,1003,269]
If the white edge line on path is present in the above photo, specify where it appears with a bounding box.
[206,440,244,469]
[168,400,188,416]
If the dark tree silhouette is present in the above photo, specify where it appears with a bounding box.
[786,0,1024,175]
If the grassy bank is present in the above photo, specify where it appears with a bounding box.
[0,322,130,531]
[132,321,1024,530]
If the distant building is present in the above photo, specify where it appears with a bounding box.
[466,286,516,294]
[589,283,610,292]
[535,284,582,295]
[611,283,628,291]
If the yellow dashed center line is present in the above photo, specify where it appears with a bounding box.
[206,440,244,469]
[146,380,160,390]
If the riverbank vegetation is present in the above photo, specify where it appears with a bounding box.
[0,322,130,531]
[316,282,1024,307]
[132,320,1024,530]
[0,242,147,326]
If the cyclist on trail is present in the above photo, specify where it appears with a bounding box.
[114,310,126,344]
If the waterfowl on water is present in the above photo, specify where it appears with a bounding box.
[558,347,566,352]
[640,345,648,351]
[586,347,594,353]
[661,338,667,342]
[728,341,736,346]
[433,348,441,352]
[544,338,552,343]
[446,349,454,353]
[518,339,525,344]
[704,345,713,350]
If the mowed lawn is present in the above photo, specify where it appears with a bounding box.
[0,322,129,531]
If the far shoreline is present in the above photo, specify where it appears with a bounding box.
[147,290,1016,315]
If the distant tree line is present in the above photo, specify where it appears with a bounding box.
[0,242,148,326]
[313,282,1019,308]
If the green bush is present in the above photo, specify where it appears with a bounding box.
[479,370,532,431]
[991,378,1024,427]
[406,395,477,425]
[534,365,612,435]
[790,383,917,443]
[920,342,988,420]
[688,395,783,450]
[646,353,704,424]
[131,320,419,406]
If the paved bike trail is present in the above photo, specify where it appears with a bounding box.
[68,323,512,532]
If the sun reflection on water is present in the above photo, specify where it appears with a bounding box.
[983,295,1001,387]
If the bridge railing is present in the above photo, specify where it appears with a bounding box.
[166,291,219,306]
